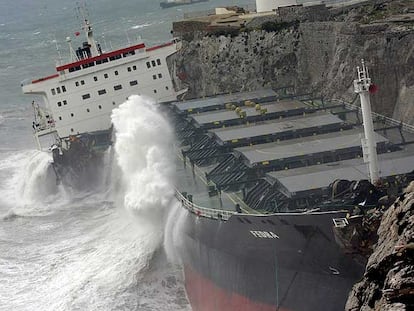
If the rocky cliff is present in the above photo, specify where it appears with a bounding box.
[170,0,414,123]
[345,182,414,311]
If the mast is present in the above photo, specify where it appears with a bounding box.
[76,2,99,57]
[353,60,379,184]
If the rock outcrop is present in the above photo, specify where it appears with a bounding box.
[345,182,414,310]
[170,0,414,124]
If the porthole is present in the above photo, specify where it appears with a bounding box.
[98,105,102,109]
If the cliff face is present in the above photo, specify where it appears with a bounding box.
[170,1,414,123]
[345,183,414,311]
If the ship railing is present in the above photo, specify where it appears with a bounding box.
[331,98,414,134]
[175,189,237,221]
[32,102,56,136]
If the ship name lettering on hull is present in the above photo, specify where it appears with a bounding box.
[250,230,279,239]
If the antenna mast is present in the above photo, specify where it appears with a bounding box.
[353,60,380,184]
[75,1,99,57]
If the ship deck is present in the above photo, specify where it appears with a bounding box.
[170,89,414,216]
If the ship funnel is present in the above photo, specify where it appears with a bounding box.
[354,60,379,184]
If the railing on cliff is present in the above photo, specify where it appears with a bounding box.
[331,98,414,134]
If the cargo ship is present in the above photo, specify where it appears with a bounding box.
[160,0,209,9]
[21,4,186,184]
[20,6,414,310]
[166,62,414,310]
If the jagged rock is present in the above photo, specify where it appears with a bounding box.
[345,181,414,310]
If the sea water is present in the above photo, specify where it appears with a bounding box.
[0,1,254,310]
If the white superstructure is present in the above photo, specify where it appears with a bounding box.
[22,13,185,149]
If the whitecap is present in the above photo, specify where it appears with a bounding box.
[131,23,151,30]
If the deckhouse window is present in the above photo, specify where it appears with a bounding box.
[82,94,90,100]
[93,76,98,82]
[56,87,61,94]
[114,85,122,91]
[104,73,108,79]
[63,100,67,105]
[114,70,119,76]
[59,116,62,120]
[86,108,90,112]
[157,59,161,65]
[153,89,157,94]
[130,80,138,86]
[62,86,66,92]
[51,89,56,95]
[98,89,106,95]
[165,86,169,90]
[152,75,157,80]
[57,102,62,107]
[146,62,151,69]
[70,113,74,117]
[75,81,79,87]
[158,73,162,78]
[98,105,102,109]
[127,67,131,72]
[133,65,137,70]
[81,80,85,85]
[151,60,156,67]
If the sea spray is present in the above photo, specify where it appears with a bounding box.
[17,151,59,204]
[0,150,64,218]
[111,95,175,227]
[164,200,188,264]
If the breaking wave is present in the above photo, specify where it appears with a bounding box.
[111,95,175,226]
[131,22,152,30]
[0,150,64,219]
